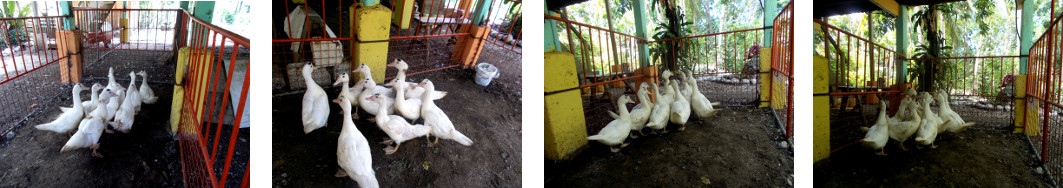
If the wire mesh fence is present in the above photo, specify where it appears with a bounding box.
[0,5,72,139]
[771,1,793,137]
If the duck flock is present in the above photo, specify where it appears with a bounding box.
[860,88,977,155]
[587,70,724,153]
[300,59,473,188]
[35,67,158,157]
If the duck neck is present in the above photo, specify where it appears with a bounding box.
[140,74,148,87]
[394,83,406,100]
[341,105,360,134]
[422,89,436,107]
[90,88,99,103]
[72,88,84,109]
[637,89,651,104]
[617,100,630,117]
[303,69,321,90]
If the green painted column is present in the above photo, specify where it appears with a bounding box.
[363,0,380,6]
[763,0,777,46]
[633,0,650,67]
[59,2,72,30]
[192,1,215,46]
[180,1,189,11]
[896,6,908,83]
[473,0,494,26]
[545,8,561,51]
[1021,0,1034,74]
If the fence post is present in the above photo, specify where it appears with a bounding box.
[763,0,776,46]
[813,55,831,162]
[544,50,587,160]
[351,4,391,84]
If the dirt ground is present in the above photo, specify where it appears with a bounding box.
[271,68,523,187]
[0,49,249,187]
[546,107,794,187]
[815,128,1053,187]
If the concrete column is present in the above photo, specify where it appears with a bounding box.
[763,0,777,46]
[813,55,830,162]
[545,50,587,160]
[633,0,650,67]
[1016,0,1034,133]
[352,5,392,83]
[1021,0,1034,74]
[472,0,494,26]
[896,6,908,83]
[59,2,72,30]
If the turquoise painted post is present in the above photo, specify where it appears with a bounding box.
[545,8,561,51]
[363,0,380,6]
[633,0,650,67]
[59,2,72,30]
[473,0,494,26]
[180,1,189,11]
[763,0,777,46]
[1021,0,1034,74]
[192,1,215,47]
[896,6,908,83]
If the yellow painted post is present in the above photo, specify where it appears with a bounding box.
[1015,74,1027,134]
[120,17,129,43]
[391,0,415,29]
[813,55,831,162]
[352,5,391,84]
[759,47,772,108]
[170,47,213,133]
[545,50,587,160]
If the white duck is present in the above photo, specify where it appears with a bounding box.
[587,95,636,152]
[125,71,143,112]
[357,78,395,116]
[332,95,380,188]
[419,79,473,146]
[389,78,423,121]
[679,71,693,101]
[36,84,88,133]
[368,93,431,154]
[688,72,721,119]
[888,99,921,151]
[935,92,975,133]
[352,63,394,98]
[862,101,890,155]
[914,92,951,149]
[137,71,158,104]
[887,97,913,125]
[60,83,102,115]
[333,72,364,118]
[61,89,116,157]
[109,71,141,133]
[387,59,422,97]
[616,82,653,137]
[668,81,691,131]
[103,87,124,122]
[105,67,125,103]
[645,82,675,133]
[301,62,330,134]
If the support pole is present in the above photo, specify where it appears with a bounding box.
[59,2,72,30]
[763,0,777,45]
[544,9,561,51]
[633,0,650,67]
[1017,0,1034,133]
[896,6,908,83]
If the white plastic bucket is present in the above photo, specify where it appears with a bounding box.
[475,63,500,86]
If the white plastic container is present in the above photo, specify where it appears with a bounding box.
[475,63,500,86]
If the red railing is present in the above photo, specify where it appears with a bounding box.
[771,1,794,138]
[815,19,904,152]
[1027,10,1063,184]
[649,27,768,106]
[176,10,250,188]
[907,56,1021,130]
[0,3,71,140]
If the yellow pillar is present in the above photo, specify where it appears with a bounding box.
[120,18,129,43]
[170,47,213,133]
[545,50,587,160]
[759,47,772,108]
[813,55,831,162]
[1015,74,1027,134]
[351,4,391,84]
[391,0,415,29]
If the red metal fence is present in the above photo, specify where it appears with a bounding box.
[71,9,179,64]
[1027,13,1063,184]
[0,9,71,139]
[908,56,1020,130]
[771,1,794,137]
[272,0,521,93]
[176,11,250,188]
[815,19,905,152]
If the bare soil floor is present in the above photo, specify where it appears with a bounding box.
[546,107,794,187]
[0,50,184,187]
[272,68,523,187]
[815,128,1053,187]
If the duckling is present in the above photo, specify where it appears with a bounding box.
[36,84,89,133]
[588,95,636,152]
[332,95,380,188]
[301,62,330,134]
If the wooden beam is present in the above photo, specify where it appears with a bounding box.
[869,0,900,17]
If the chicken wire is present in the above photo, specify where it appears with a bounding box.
[72,9,179,64]
[0,8,73,139]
